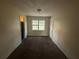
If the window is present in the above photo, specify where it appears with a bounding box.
[32,20,45,30]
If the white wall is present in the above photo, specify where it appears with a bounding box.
[50,2,79,59]
[27,16,50,36]
[0,1,22,59]
[24,16,27,38]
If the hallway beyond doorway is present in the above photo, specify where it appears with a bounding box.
[7,36,68,59]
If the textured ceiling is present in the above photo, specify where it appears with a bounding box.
[1,0,79,16]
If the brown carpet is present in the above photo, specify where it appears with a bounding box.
[7,36,68,59]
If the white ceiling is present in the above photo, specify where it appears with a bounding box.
[1,0,79,16]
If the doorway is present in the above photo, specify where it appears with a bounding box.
[27,16,50,36]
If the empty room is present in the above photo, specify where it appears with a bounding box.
[0,0,79,59]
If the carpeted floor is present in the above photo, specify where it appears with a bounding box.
[7,36,68,59]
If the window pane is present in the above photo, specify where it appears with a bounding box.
[39,26,45,30]
[32,20,38,25]
[32,26,38,30]
[39,20,45,26]
[32,20,45,30]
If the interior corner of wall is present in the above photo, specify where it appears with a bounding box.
[50,32,70,59]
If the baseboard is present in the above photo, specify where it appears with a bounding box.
[50,36,70,59]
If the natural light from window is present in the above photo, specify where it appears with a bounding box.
[32,20,45,30]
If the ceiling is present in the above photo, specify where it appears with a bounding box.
[0,0,79,16]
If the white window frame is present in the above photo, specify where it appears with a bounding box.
[32,20,45,31]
